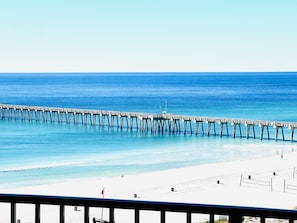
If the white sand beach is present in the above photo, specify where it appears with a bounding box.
[3,151,297,212]
[2,151,297,223]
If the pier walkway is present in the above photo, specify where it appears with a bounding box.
[1,104,297,142]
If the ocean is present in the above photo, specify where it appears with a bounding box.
[0,72,297,188]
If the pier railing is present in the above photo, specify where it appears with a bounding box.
[0,194,297,223]
[1,103,297,141]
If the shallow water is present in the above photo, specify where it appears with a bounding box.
[0,73,296,187]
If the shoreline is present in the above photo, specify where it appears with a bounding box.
[2,152,297,210]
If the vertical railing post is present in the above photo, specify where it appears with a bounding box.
[135,209,139,223]
[11,202,16,223]
[209,213,215,223]
[160,210,166,223]
[35,203,40,223]
[84,206,89,223]
[109,207,114,223]
[186,211,191,223]
[59,204,65,223]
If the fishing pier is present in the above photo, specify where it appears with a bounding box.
[1,104,297,142]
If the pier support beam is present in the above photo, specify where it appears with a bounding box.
[245,122,256,139]
[259,122,270,140]
[273,123,285,141]
[14,109,19,120]
[8,108,12,119]
[99,114,104,126]
[150,118,154,133]
[28,110,33,121]
[164,119,171,133]
[42,111,48,122]
[170,119,180,134]
[74,112,78,124]
[50,111,55,122]
[231,122,242,138]
[183,119,192,134]
[35,110,40,121]
[289,125,297,142]
[129,116,138,129]
[1,108,6,119]
[206,120,216,136]
[108,114,117,127]
[105,114,110,127]
[218,120,229,137]
[140,117,150,132]
[156,119,165,134]
[65,112,70,124]
[57,111,62,123]
[21,109,26,120]
[90,114,95,126]
[81,113,85,125]
[194,120,204,135]
[119,115,129,129]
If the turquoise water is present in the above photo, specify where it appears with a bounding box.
[0,73,296,188]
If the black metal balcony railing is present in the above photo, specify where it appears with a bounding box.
[0,193,297,223]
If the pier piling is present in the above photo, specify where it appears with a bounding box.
[259,122,270,140]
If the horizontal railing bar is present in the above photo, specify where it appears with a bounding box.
[0,194,297,220]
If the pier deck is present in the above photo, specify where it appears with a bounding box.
[1,104,297,142]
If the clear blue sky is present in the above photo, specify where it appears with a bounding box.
[0,0,296,72]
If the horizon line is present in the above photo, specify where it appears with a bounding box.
[0,71,296,75]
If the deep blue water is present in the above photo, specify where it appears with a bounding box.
[0,72,297,188]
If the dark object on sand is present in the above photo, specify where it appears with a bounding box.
[93,217,109,223]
